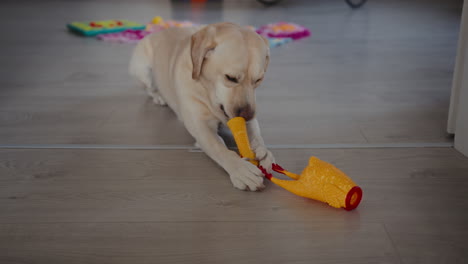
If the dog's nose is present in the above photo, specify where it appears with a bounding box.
[235,105,255,121]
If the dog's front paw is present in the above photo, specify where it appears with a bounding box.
[227,159,265,191]
[254,146,275,173]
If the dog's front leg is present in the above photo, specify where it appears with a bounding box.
[247,118,276,173]
[186,119,265,191]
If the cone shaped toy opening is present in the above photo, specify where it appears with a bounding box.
[227,117,363,210]
[345,186,363,211]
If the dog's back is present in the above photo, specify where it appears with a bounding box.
[129,27,199,113]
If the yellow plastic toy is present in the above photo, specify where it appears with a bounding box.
[227,117,363,210]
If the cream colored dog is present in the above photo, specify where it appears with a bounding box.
[129,22,275,191]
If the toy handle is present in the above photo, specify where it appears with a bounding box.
[227,117,259,166]
[227,117,302,180]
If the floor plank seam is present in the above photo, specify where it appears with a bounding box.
[0,142,454,150]
[0,220,376,224]
[383,223,404,264]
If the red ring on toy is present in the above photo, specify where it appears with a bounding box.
[272,163,285,174]
[345,186,362,211]
[258,166,272,180]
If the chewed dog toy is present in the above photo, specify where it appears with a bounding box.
[227,117,363,211]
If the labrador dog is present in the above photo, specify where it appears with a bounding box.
[129,22,275,191]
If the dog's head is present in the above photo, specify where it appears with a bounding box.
[191,23,270,121]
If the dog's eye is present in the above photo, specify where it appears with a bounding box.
[255,78,263,83]
[225,75,239,83]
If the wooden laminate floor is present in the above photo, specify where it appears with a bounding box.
[1,0,467,263]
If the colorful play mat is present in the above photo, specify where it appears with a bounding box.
[68,17,310,48]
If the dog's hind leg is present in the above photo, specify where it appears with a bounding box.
[129,37,167,106]
[146,88,167,106]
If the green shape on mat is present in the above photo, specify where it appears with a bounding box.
[67,19,146,37]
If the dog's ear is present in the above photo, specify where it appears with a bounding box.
[191,25,217,80]
[259,35,270,72]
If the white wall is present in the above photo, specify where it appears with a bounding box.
[448,0,468,157]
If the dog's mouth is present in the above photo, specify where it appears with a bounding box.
[220,104,229,118]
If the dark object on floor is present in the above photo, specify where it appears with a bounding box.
[256,0,282,6]
[345,0,368,8]
[256,0,368,9]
